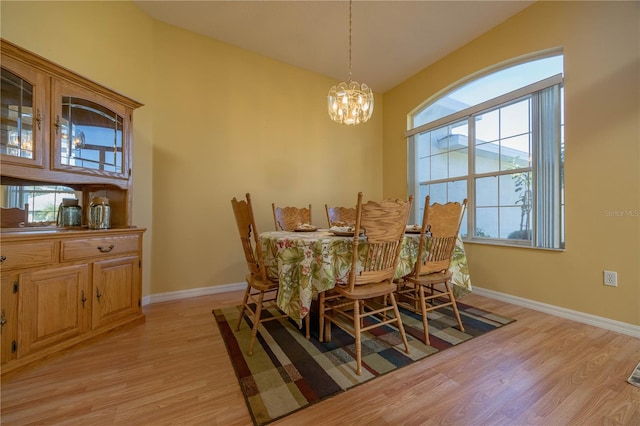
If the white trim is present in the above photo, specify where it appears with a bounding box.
[142,282,640,339]
[142,282,246,306]
[473,287,640,338]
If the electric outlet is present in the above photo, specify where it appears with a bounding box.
[604,271,617,287]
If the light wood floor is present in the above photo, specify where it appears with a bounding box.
[1,291,639,425]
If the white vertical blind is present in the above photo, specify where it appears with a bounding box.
[535,84,562,248]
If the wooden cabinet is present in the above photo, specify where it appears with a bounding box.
[92,256,140,330]
[1,39,141,190]
[0,229,145,374]
[51,78,131,182]
[19,264,90,356]
[0,40,145,375]
[0,54,48,169]
[1,273,19,364]
[1,39,142,228]
[61,234,139,261]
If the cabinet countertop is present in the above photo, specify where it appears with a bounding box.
[1,226,146,241]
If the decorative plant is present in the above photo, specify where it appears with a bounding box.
[510,157,532,239]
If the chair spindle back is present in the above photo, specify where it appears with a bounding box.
[414,196,467,275]
[232,193,266,281]
[272,204,312,231]
[346,193,413,289]
[325,205,357,227]
[1,203,29,228]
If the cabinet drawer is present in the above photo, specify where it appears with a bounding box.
[0,241,57,270]
[61,235,139,262]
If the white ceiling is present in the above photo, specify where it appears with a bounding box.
[134,0,534,93]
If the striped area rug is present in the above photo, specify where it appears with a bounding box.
[213,301,515,425]
[628,361,640,387]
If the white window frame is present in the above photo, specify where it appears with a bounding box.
[407,74,564,250]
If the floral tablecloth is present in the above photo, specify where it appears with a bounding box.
[260,230,471,325]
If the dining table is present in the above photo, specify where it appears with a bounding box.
[260,229,472,326]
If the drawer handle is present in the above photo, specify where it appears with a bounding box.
[1,309,6,330]
[0,255,5,264]
[97,244,114,253]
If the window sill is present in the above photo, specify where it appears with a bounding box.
[461,238,565,252]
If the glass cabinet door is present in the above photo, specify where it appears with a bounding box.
[0,57,46,167]
[59,97,124,173]
[52,79,130,180]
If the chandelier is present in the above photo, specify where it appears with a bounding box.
[327,0,374,125]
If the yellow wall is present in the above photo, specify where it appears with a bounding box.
[383,1,640,325]
[1,1,383,297]
[149,21,383,293]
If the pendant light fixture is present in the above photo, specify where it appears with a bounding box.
[327,0,374,125]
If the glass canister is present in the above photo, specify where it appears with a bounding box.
[56,198,82,227]
[88,196,111,229]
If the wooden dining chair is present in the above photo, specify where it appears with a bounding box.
[396,195,467,345]
[232,193,288,355]
[319,192,413,375]
[325,204,357,227]
[272,203,312,231]
[1,203,29,228]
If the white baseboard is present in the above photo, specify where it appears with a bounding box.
[142,282,246,306]
[473,286,640,339]
[142,283,639,339]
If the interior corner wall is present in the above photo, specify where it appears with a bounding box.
[382,1,640,326]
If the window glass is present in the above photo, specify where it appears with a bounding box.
[408,53,564,249]
[60,97,123,173]
[1,68,34,159]
[1,185,78,224]
[413,55,563,127]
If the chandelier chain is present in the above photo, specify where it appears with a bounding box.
[348,0,352,82]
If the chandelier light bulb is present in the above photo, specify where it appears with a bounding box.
[328,81,374,125]
[327,0,374,125]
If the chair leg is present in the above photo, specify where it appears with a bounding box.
[236,284,251,331]
[445,281,465,332]
[419,284,430,345]
[305,315,310,339]
[247,290,265,356]
[324,319,332,342]
[389,292,410,355]
[381,294,388,320]
[353,299,362,375]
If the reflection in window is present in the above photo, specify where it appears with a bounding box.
[1,68,35,159]
[1,185,78,224]
[60,97,123,173]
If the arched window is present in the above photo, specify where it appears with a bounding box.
[407,52,564,249]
